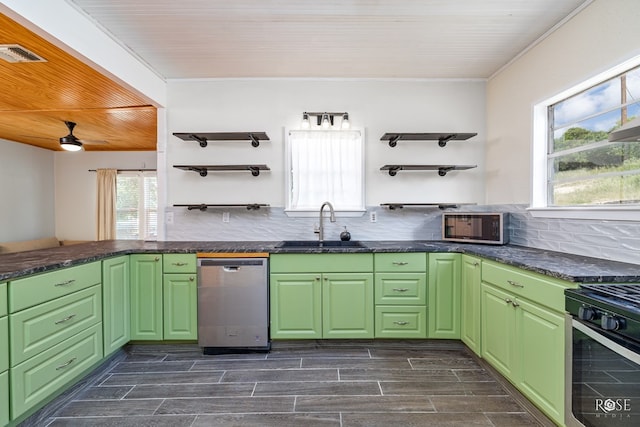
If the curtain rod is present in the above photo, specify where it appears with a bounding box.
[88,169,156,172]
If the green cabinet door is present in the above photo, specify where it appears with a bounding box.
[460,255,481,355]
[481,283,517,380]
[427,253,461,339]
[0,316,7,373]
[322,273,374,339]
[102,256,130,355]
[0,370,8,427]
[163,273,197,340]
[130,254,162,340]
[270,273,322,339]
[517,297,565,423]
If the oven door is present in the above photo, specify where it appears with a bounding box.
[569,319,640,427]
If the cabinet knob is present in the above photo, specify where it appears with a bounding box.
[505,298,512,304]
[315,276,321,281]
[473,262,480,267]
[511,301,520,307]
[154,257,160,262]
[189,276,195,282]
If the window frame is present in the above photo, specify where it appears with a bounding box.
[284,128,366,217]
[530,55,640,221]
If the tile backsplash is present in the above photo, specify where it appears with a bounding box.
[165,204,640,265]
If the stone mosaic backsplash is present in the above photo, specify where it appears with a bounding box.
[165,204,640,266]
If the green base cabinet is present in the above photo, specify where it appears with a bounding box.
[0,370,8,427]
[102,256,130,355]
[481,261,574,426]
[163,273,197,340]
[460,255,481,355]
[322,273,373,338]
[129,254,163,340]
[427,253,461,339]
[270,273,322,339]
[269,254,374,339]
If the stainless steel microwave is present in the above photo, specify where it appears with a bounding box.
[442,212,509,245]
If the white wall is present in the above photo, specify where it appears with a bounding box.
[166,79,486,210]
[486,0,640,204]
[54,151,157,241]
[0,139,55,242]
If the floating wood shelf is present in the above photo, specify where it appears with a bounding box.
[173,164,270,177]
[173,132,270,147]
[380,203,476,210]
[173,203,269,211]
[380,132,477,147]
[380,164,477,176]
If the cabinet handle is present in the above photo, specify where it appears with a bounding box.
[54,279,76,287]
[507,280,524,288]
[172,262,188,266]
[54,314,77,325]
[392,288,409,292]
[473,262,480,267]
[505,298,512,304]
[393,321,409,326]
[392,261,408,266]
[55,357,77,370]
[511,300,520,307]
[315,276,321,281]
[189,276,195,282]
[154,257,160,262]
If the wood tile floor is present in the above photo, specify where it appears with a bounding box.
[40,340,551,426]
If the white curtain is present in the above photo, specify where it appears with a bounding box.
[96,168,117,240]
[289,130,363,210]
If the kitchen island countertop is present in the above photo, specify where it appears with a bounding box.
[0,239,638,283]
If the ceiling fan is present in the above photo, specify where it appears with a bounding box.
[21,121,109,151]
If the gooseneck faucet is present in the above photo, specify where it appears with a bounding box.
[318,201,336,244]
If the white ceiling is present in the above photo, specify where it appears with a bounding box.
[68,0,590,80]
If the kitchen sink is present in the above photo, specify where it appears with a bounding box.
[276,240,366,248]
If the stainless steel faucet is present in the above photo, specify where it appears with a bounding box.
[318,201,336,243]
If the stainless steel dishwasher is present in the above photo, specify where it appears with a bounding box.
[197,257,270,354]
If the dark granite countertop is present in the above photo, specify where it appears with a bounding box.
[0,239,638,283]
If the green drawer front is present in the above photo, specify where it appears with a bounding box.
[375,273,426,305]
[375,306,427,338]
[10,285,102,366]
[0,316,7,372]
[163,254,197,273]
[0,371,8,427]
[0,283,6,317]
[481,261,577,312]
[9,262,101,313]
[11,323,103,419]
[270,253,373,273]
[374,253,427,272]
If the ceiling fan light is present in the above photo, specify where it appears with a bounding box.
[59,136,83,151]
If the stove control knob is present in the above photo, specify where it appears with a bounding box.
[601,314,624,331]
[578,306,597,321]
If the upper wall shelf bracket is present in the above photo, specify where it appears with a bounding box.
[173,203,269,211]
[173,132,270,148]
[173,164,270,177]
[380,164,477,177]
[381,132,477,147]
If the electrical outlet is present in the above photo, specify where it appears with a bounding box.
[166,212,174,225]
[222,212,230,223]
[370,211,377,223]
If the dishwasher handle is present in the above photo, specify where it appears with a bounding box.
[223,266,240,272]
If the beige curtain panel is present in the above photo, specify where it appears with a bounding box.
[96,168,117,240]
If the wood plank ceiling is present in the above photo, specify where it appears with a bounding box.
[0,13,157,151]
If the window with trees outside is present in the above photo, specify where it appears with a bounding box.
[116,172,157,239]
[547,65,640,207]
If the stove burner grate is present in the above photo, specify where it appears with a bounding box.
[580,283,640,306]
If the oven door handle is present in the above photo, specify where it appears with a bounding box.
[572,319,640,364]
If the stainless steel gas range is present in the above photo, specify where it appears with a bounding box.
[565,284,640,427]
